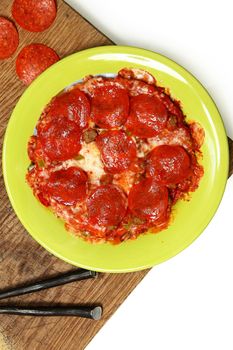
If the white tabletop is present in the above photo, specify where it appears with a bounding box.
[65,1,233,349]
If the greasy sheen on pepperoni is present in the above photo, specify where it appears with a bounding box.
[0,17,19,59]
[16,44,59,85]
[146,145,191,185]
[87,184,127,227]
[128,178,169,223]
[38,115,81,161]
[45,88,90,130]
[90,85,129,128]
[125,94,168,137]
[12,0,56,32]
[44,167,88,206]
[96,130,137,174]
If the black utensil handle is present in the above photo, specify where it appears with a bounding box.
[0,269,97,300]
[0,306,102,320]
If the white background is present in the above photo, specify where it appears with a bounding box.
[65,1,233,349]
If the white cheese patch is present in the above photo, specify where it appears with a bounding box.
[53,142,105,185]
[78,142,105,184]
[113,170,136,194]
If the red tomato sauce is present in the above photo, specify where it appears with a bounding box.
[26,68,204,244]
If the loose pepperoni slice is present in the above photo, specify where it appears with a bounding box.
[46,88,90,130]
[44,167,88,206]
[96,130,137,174]
[125,94,168,137]
[87,184,127,227]
[0,17,19,59]
[38,116,81,161]
[90,85,129,128]
[128,178,168,223]
[146,145,191,185]
[16,44,59,85]
[12,0,56,32]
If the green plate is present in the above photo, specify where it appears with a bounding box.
[2,46,229,272]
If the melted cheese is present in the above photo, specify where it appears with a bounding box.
[53,142,105,185]
[136,128,193,157]
[113,170,136,194]
[78,142,105,184]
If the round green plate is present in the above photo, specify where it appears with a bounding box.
[2,46,229,272]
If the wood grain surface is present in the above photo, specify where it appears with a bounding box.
[0,2,149,350]
[0,1,232,350]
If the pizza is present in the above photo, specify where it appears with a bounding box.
[26,68,204,244]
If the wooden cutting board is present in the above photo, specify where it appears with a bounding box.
[0,1,232,349]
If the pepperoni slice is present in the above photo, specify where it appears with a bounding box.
[87,184,127,227]
[16,44,59,85]
[44,167,88,206]
[154,87,185,123]
[46,88,90,130]
[96,130,137,174]
[12,0,56,32]
[128,178,168,223]
[0,17,19,59]
[38,116,81,161]
[125,94,168,137]
[146,145,191,185]
[90,85,129,128]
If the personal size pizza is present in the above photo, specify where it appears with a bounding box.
[26,68,204,244]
